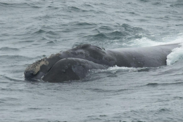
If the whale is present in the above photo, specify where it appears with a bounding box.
[24,43,180,82]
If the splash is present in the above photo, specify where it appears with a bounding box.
[126,37,165,47]
[167,43,183,65]
[123,33,183,65]
[92,65,149,74]
[107,66,140,72]
[166,34,183,65]
[125,34,183,47]
[122,34,183,65]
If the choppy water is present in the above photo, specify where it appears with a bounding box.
[0,0,183,121]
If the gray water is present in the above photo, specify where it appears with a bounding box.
[0,0,183,121]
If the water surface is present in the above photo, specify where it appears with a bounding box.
[0,0,183,121]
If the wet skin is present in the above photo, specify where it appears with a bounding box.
[24,43,179,82]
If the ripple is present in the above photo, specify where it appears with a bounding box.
[98,26,113,31]
[152,2,163,6]
[146,82,183,87]
[65,22,97,31]
[75,22,97,27]
[0,47,19,51]
[83,3,94,8]
[28,107,43,110]
[158,108,171,113]
[139,0,150,2]
[33,29,46,34]
[146,83,159,86]
[0,55,31,61]
[0,2,30,8]
[174,96,183,100]
[87,88,128,93]
[46,40,57,44]
[0,87,24,92]
[0,97,19,103]
[120,24,145,34]
[46,31,58,35]
[106,31,127,40]
[170,0,183,8]
[85,24,147,42]
[0,1,45,9]
[1,75,23,82]
[86,33,108,41]
[67,6,88,13]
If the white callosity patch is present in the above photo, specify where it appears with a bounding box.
[25,58,49,75]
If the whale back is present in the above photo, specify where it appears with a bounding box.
[110,43,180,67]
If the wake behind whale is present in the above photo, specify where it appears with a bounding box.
[24,43,180,82]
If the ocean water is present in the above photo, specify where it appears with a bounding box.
[0,0,183,121]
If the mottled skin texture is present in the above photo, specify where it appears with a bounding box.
[42,58,107,82]
[24,43,179,82]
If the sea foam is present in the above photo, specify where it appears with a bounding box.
[166,34,183,65]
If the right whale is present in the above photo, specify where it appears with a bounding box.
[24,43,180,82]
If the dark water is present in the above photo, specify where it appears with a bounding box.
[0,0,183,121]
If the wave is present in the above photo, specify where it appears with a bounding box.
[65,22,97,31]
[0,47,19,51]
[87,88,128,93]
[170,0,183,8]
[0,55,31,61]
[146,81,183,87]
[123,35,183,47]
[66,6,89,13]
[122,37,163,47]
[0,1,26,7]
[0,1,30,8]
[0,1,43,9]
[139,0,149,2]
[85,24,147,42]
[0,75,23,82]
[122,33,183,65]
[91,66,152,75]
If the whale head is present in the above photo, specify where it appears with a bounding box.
[24,58,49,81]
[24,53,62,81]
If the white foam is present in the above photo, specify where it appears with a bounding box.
[126,37,165,47]
[123,34,183,65]
[167,43,183,65]
[107,65,139,72]
[124,33,183,47]
[165,34,183,65]
[92,65,148,74]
